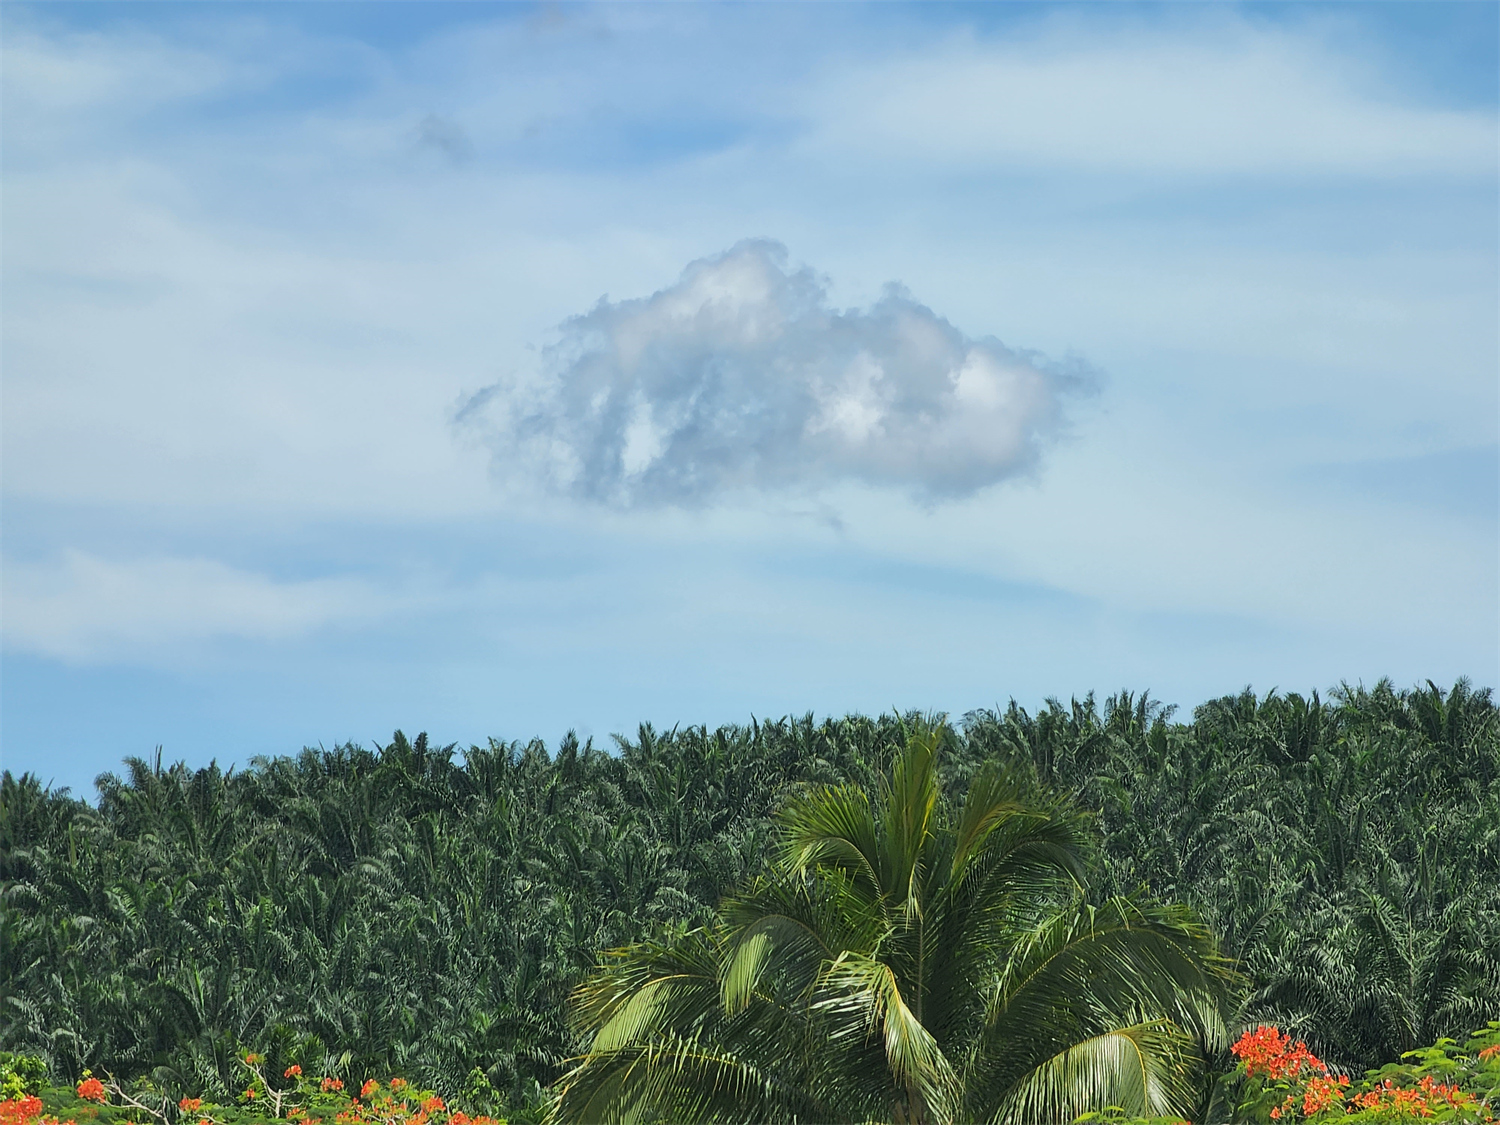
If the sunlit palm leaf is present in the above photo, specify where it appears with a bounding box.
[988,1021,1195,1125]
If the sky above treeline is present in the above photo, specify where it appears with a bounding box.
[2,2,1497,797]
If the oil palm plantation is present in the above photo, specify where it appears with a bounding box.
[7,683,1492,1116]
[551,723,1236,1125]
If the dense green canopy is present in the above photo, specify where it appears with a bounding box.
[2,680,1496,1121]
[554,723,1235,1125]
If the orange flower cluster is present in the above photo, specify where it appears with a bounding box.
[1,1098,44,1125]
[283,1068,302,1080]
[1266,1075,1353,1122]
[1345,1075,1477,1118]
[1233,1026,1329,1081]
[332,1084,499,1125]
[320,1080,344,1094]
[0,1097,74,1125]
[73,1081,105,1105]
[1235,1024,1498,1123]
[178,1098,202,1112]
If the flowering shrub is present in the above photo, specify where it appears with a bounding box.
[0,1094,75,1125]
[1,1099,49,1125]
[1231,1021,1500,1123]
[1066,1023,1500,1125]
[1,1061,511,1125]
[1234,1027,1337,1084]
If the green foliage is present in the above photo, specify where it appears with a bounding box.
[2,679,1496,1120]
[553,722,1236,1125]
[1345,1021,1500,1123]
[40,1084,156,1125]
[1071,1110,1190,1125]
[1228,1020,1500,1124]
[0,1054,49,1100]
[1,718,904,1117]
[458,1069,500,1118]
[964,678,1500,1075]
[29,1070,516,1125]
[1073,1023,1500,1123]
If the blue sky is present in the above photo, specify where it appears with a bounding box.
[2,1,1496,798]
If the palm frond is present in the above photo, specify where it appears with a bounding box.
[986,1020,1196,1125]
[777,786,884,901]
[815,951,960,1123]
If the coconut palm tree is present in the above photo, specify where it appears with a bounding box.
[551,722,1235,1125]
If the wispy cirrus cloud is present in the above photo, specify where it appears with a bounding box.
[2,551,386,663]
[460,240,1096,507]
[804,21,1498,179]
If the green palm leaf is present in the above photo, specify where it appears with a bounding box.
[552,720,1231,1125]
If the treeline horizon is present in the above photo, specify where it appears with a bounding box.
[3,678,1497,1122]
[10,677,1496,806]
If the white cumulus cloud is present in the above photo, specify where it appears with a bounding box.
[461,240,1094,507]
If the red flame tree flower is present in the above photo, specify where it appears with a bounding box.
[1230,1021,1499,1124]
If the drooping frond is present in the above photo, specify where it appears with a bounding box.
[987,1020,1197,1125]
[777,785,884,901]
[720,906,837,1015]
[572,929,726,1043]
[550,1036,828,1125]
[948,763,1037,887]
[987,896,1234,1052]
[814,951,961,1122]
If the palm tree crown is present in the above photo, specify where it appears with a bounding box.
[553,721,1235,1125]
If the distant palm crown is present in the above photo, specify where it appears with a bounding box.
[551,722,1235,1125]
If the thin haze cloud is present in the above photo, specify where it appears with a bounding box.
[1,552,384,663]
[461,240,1096,507]
[807,29,1498,178]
